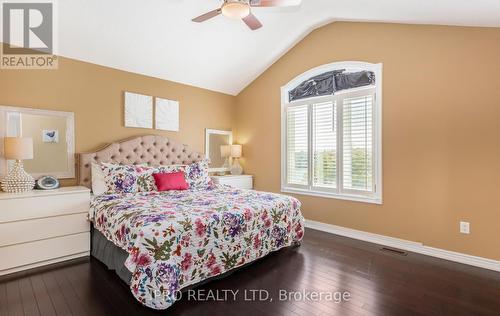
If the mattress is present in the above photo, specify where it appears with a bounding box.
[90,184,304,309]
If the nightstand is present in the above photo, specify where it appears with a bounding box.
[211,174,253,189]
[0,186,91,276]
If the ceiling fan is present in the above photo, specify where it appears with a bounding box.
[192,0,301,30]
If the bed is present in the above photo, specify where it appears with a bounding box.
[78,135,304,310]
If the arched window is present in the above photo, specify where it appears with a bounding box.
[281,61,382,204]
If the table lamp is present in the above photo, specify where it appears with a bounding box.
[1,137,35,193]
[230,144,243,175]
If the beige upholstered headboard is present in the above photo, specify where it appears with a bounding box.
[77,135,204,188]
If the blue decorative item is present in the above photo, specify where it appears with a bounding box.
[42,129,59,143]
[35,175,60,190]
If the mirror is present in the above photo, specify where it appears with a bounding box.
[0,106,75,179]
[205,129,232,173]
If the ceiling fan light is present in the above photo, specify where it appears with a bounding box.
[221,2,250,19]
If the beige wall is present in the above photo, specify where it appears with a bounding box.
[0,56,235,186]
[235,22,500,261]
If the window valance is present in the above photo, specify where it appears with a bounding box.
[288,70,376,102]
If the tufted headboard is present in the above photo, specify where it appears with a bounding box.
[77,135,205,188]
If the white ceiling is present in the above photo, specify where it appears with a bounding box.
[57,0,500,95]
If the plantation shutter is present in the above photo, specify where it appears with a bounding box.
[312,101,337,188]
[286,105,309,185]
[342,91,375,193]
[282,63,381,203]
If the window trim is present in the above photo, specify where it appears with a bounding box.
[280,61,383,204]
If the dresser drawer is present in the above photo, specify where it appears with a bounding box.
[214,176,253,189]
[0,192,89,223]
[0,232,90,272]
[0,213,89,247]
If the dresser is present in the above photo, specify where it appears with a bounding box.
[211,174,253,189]
[0,186,91,276]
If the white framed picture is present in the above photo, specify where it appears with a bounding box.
[42,129,59,143]
[155,97,179,131]
[124,92,153,129]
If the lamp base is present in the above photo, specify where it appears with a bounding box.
[230,158,243,175]
[1,160,35,193]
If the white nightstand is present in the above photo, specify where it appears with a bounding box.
[211,174,253,189]
[0,186,91,276]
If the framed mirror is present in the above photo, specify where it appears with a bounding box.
[205,129,232,173]
[0,105,75,179]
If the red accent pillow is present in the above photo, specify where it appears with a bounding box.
[153,171,189,191]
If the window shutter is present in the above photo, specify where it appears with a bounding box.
[286,105,308,185]
[312,101,337,188]
[342,92,374,192]
[282,63,381,203]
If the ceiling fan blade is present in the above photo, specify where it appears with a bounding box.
[249,0,301,7]
[192,9,221,22]
[242,12,262,30]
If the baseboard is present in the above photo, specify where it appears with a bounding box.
[305,219,500,272]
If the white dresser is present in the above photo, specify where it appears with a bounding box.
[211,175,253,189]
[0,186,91,276]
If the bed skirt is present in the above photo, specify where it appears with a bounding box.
[91,226,133,284]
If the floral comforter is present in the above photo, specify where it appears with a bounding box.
[90,184,304,309]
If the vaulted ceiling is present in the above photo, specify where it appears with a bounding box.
[58,0,500,95]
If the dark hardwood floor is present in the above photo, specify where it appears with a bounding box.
[1,228,500,316]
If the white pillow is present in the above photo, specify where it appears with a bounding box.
[91,162,108,195]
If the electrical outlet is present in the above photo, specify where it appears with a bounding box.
[460,221,470,234]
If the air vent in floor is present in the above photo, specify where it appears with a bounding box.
[380,247,408,256]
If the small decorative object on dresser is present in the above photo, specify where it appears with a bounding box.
[1,137,35,193]
[35,175,60,190]
[0,186,91,276]
[229,144,243,175]
[211,174,253,189]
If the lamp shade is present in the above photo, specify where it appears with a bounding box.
[3,137,33,160]
[230,144,242,158]
[220,145,231,158]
